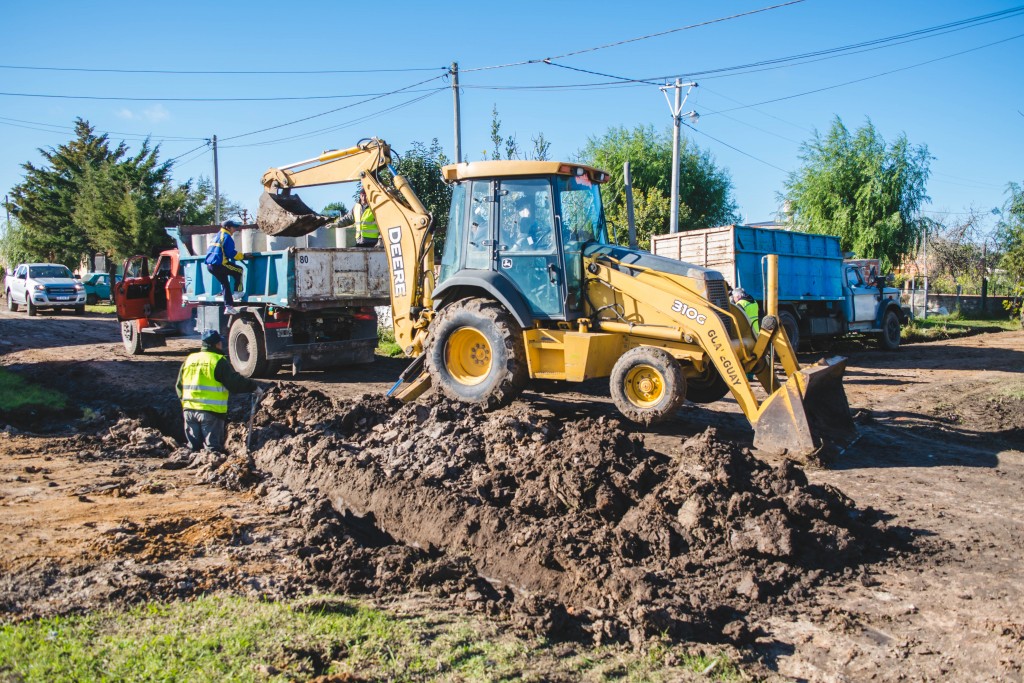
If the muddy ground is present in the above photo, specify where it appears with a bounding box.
[0,306,1022,681]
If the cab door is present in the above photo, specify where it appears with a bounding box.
[495,179,563,319]
[845,266,878,323]
[114,256,152,321]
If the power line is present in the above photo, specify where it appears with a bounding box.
[703,32,1024,116]
[166,142,210,164]
[0,115,206,141]
[219,73,447,142]
[0,85,446,102]
[461,0,808,73]
[0,63,446,75]
[681,121,789,173]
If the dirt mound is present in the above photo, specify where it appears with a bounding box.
[248,385,903,644]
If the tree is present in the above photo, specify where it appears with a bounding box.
[996,181,1024,283]
[8,119,126,267]
[395,139,452,255]
[782,117,932,272]
[577,124,738,247]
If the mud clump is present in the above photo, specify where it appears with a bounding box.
[248,385,903,645]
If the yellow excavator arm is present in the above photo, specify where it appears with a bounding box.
[257,138,434,356]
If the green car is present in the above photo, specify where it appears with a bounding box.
[80,272,118,304]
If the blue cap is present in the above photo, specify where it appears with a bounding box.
[222,219,242,228]
[201,329,222,345]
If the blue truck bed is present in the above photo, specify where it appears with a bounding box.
[651,225,844,302]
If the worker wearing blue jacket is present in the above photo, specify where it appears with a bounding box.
[205,219,248,315]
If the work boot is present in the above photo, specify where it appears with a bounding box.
[224,305,240,315]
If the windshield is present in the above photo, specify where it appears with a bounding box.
[555,175,608,245]
[29,265,73,279]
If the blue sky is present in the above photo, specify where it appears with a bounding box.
[2,0,1022,233]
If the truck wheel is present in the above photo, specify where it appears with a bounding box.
[26,296,37,317]
[610,346,686,425]
[685,363,730,404]
[7,291,18,312]
[426,298,528,409]
[880,309,901,351]
[121,320,144,355]
[86,294,98,305]
[74,305,85,315]
[229,317,268,378]
[779,310,800,351]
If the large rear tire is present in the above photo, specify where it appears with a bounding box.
[610,346,686,425]
[880,308,901,351]
[121,319,144,355]
[779,310,800,351]
[685,362,731,404]
[426,298,528,409]
[228,317,268,378]
[7,291,18,312]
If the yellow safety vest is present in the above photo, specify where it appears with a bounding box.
[740,299,760,334]
[356,204,379,241]
[180,350,230,414]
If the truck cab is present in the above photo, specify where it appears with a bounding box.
[114,249,196,354]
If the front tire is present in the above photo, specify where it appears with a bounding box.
[880,308,901,350]
[426,298,528,409]
[26,296,36,317]
[74,305,85,315]
[121,319,144,355]
[779,310,800,351]
[610,346,686,425]
[685,362,730,404]
[228,317,268,378]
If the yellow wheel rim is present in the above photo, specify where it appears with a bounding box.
[445,327,492,386]
[624,364,665,408]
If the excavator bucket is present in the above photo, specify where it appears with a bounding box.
[257,191,332,238]
[753,356,855,458]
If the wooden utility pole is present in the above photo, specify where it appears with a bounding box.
[451,62,462,164]
[212,135,220,225]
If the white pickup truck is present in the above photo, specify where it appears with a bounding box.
[5,263,87,315]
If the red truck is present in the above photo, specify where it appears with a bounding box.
[113,248,196,354]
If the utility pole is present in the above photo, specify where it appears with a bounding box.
[451,62,463,163]
[922,223,928,320]
[659,79,697,234]
[623,162,637,249]
[211,135,221,225]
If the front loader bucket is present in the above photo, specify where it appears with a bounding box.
[257,191,332,238]
[753,356,855,458]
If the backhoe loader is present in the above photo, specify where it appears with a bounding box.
[257,138,854,456]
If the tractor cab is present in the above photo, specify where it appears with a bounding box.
[436,162,610,324]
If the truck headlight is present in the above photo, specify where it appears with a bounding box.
[74,284,85,291]
[33,284,45,291]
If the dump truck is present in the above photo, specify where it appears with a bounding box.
[115,225,389,377]
[652,225,908,350]
[256,138,854,457]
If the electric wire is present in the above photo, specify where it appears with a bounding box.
[166,142,210,164]
[218,73,447,142]
[0,115,206,141]
[0,85,446,102]
[460,0,808,73]
[0,64,446,75]
[681,121,789,174]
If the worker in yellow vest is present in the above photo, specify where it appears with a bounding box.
[731,287,760,335]
[175,330,264,452]
[338,188,380,248]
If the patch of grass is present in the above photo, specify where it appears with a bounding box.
[377,326,404,357]
[0,367,67,412]
[901,312,1020,344]
[0,595,742,682]
[85,303,116,314]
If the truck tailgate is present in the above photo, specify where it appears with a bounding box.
[292,248,390,306]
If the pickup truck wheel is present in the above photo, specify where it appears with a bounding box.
[426,298,528,409]
[610,346,686,425]
[121,320,144,355]
[74,305,85,315]
[229,317,268,378]
[880,309,901,351]
[7,292,18,312]
[685,363,730,404]
[779,310,800,351]
[26,296,37,317]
